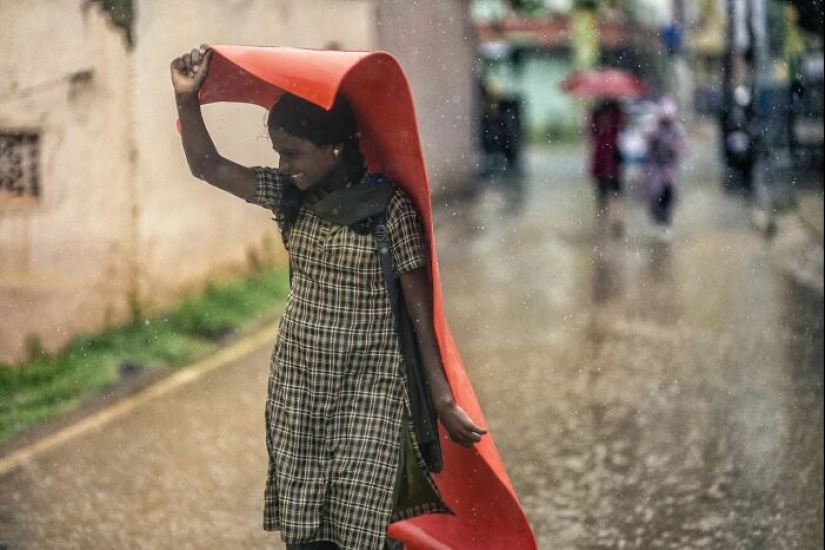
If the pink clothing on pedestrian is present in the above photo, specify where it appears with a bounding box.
[645,119,687,196]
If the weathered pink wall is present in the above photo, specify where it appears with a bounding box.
[0,1,135,363]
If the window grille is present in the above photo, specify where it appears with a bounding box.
[0,131,40,201]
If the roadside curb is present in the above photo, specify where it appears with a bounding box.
[0,321,278,477]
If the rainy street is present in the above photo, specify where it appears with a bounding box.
[437,133,824,549]
[1,129,823,549]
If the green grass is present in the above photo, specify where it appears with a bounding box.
[0,268,289,445]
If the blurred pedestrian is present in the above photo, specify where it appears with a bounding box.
[480,78,522,173]
[721,85,755,194]
[645,97,687,226]
[589,99,626,235]
[170,45,486,550]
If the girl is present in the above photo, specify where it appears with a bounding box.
[170,46,486,550]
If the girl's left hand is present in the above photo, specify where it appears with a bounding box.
[438,402,488,448]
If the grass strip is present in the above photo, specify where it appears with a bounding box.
[0,268,289,445]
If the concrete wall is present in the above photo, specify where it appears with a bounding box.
[0,1,135,363]
[0,0,379,363]
[377,0,480,196]
[132,0,378,310]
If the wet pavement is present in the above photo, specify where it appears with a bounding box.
[436,137,824,549]
[1,130,823,549]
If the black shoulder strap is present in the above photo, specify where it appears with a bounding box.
[371,212,443,473]
[367,173,400,311]
[372,212,400,318]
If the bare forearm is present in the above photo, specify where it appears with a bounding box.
[400,267,487,446]
[176,93,220,179]
[175,92,256,199]
[417,327,455,414]
[400,269,455,414]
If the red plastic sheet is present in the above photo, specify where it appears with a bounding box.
[193,46,537,550]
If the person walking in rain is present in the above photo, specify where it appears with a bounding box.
[588,99,626,235]
[645,97,687,227]
[170,46,487,550]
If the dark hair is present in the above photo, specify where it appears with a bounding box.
[267,93,366,231]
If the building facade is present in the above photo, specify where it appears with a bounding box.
[0,0,478,364]
[474,14,663,142]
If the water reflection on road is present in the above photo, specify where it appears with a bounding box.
[436,145,823,549]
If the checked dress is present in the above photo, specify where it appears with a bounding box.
[247,167,445,550]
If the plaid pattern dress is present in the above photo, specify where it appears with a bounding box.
[247,167,444,550]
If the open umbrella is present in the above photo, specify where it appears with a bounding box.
[188,46,538,550]
[561,68,650,99]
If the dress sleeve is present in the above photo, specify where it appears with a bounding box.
[386,190,429,275]
[246,166,289,213]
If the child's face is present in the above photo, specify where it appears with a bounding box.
[269,127,337,192]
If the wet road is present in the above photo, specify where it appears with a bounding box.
[1,132,823,549]
[436,139,824,549]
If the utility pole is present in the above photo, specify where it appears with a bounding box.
[669,0,693,117]
[722,0,735,119]
[672,0,686,26]
[720,0,758,193]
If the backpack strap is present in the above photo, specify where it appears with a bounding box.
[371,213,443,473]
[372,212,400,324]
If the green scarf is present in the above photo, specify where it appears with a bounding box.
[302,179,395,226]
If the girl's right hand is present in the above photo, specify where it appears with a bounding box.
[438,402,488,448]
[170,44,213,96]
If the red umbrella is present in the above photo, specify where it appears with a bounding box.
[560,68,650,99]
[186,46,538,550]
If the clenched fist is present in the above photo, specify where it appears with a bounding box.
[170,44,213,96]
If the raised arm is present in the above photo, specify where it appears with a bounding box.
[171,45,257,200]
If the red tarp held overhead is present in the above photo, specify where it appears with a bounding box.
[191,46,537,550]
